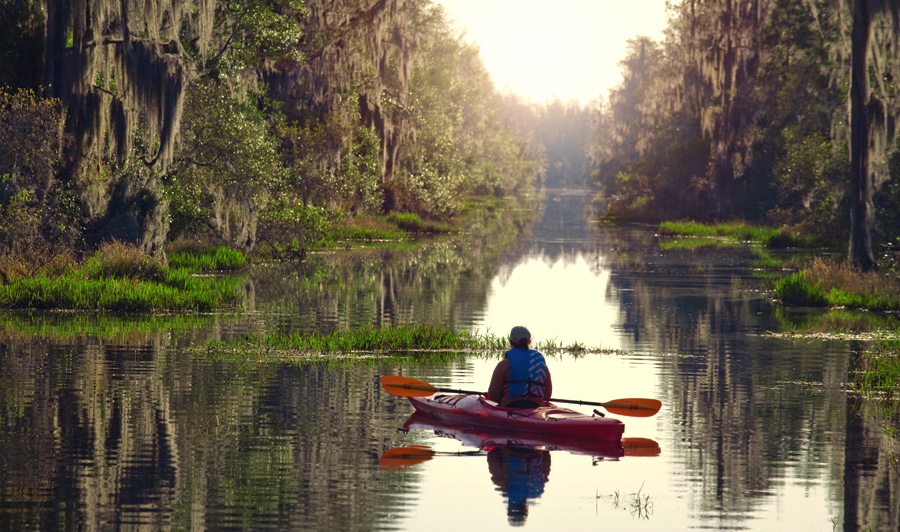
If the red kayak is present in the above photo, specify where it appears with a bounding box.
[401,410,629,459]
[406,393,625,441]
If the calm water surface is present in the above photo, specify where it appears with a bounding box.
[1,188,899,531]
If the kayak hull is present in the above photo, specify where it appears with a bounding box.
[407,394,625,441]
[402,411,626,459]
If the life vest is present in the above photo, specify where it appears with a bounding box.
[506,348,549,399]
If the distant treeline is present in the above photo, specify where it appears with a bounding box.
[590,0,900,268]
[0,0,588,263]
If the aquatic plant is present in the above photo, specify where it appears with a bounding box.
[855,336,900,396]
[199,323,628,365]
[168,245,248,272]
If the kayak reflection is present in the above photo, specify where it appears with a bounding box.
[381,412,660,525]
[487,445,550,525]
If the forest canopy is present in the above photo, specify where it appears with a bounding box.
[588,0,900,269]
[0,0,548,262]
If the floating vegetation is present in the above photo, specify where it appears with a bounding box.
[607,482,653,520]
[854,336,900,397]
[198,324,630,365]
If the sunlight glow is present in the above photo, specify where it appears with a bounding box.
[437,0,670,104]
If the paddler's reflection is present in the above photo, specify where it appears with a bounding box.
[487,445,551,526]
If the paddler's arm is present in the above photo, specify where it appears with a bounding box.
[487,359,510,403]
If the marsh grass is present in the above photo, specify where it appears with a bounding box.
[775,258,900,311]
[200,324,628,365]
[380,212,455,234]
[659,220,818,248]
[168,245,247,272]
[0,241,244,311]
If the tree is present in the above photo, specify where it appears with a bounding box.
[847,0,899,271]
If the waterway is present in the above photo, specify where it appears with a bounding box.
[1,188,898,531]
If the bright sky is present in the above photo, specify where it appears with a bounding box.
[436,0,670,104]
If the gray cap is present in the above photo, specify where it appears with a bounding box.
[509,326,532,344]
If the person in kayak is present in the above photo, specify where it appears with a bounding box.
[487,326,553,407]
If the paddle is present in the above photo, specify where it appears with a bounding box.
[380,375,661,418]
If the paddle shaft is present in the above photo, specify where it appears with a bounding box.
[393,382,657,412]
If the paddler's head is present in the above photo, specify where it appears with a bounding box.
[509,326,532,349]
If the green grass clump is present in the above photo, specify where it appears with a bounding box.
[0,241,244,311]
[774,272,829,307]
[380,212,455,234]
[329,226,406,242]
[0,269,243,311]
[775,258,900,311]
[168,246,247,272]
[659,220,817,248]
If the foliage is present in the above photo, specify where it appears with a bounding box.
[392,3,542,217]
[278,114,381,214]
[0,0,44,88]
[590,0,857,243]
[166,80,283,249]
[0,87,78,261]
[193,0,308,78]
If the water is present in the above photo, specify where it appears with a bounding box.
[1,188,898,531]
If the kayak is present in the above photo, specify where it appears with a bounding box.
[406,393,625,441]
[401,410,629,459]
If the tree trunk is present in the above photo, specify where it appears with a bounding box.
[849,0,878,272]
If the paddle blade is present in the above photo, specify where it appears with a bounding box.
[380,375,439,397]
[379,446,435,469]
[622,437,661,457]
[601,398,662,418]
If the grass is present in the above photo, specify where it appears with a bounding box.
[168,245,248,271]
[658,220,819,248]
[0,241,244,312]
[199,323,628,365]
[854,336,900,396]
[774,258,900,311]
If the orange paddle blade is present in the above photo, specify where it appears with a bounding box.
[622,437,661,457]
[380,375,439,397]
[379,446,435,469]
[600,398,662,418]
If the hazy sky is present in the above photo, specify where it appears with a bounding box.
[435,0,670,105]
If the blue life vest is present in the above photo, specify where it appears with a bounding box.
[506,348,549,399]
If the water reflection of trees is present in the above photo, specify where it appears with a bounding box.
[599,226,900,530]
[240,205,534,335]
[0,333,419,530]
